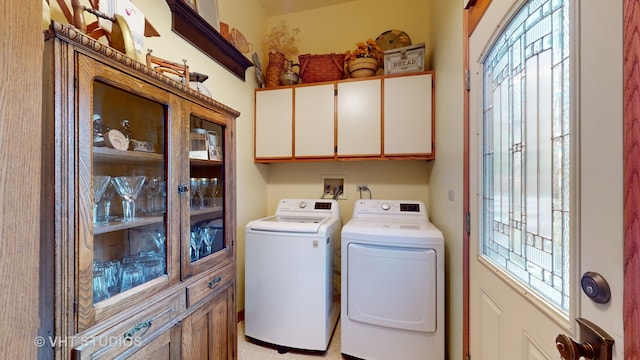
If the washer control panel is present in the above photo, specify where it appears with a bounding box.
[275,199,340,218]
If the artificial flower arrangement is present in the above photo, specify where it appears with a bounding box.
[344,39,385,65]
[263,20,301,59]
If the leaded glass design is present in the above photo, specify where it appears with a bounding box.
[482,0,570,312]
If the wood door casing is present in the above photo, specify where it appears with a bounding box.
[623,0,640,358]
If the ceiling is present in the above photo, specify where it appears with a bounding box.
[254,0,357,16]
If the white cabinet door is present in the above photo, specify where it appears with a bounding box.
[383,73,433,155]
[295,84,335,157]
[255,88,292,158]
[337,79,382,156]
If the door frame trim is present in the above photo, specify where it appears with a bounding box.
[623,0,640,358]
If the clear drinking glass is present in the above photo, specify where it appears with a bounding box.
[119,262,144,292]
[101,182,117,223]
[159,180,167,212]
[93,176,111,225]
[198,178,209,209]
[190,178,200,209]
[209,177,220,207]
[152,231,166,258]
[201,228,214,257]
[111,176,146,222]
[144,177,161,213]
[190,231,204,261]
[93,269,110,303]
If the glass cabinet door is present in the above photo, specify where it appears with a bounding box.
[182,104,231,279]
[77,55,179,330]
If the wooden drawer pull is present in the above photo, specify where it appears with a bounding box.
[207,276,222,289]
[123,319,153,339]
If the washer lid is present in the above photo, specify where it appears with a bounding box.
[248,215,330,233]
[342,218,444,246]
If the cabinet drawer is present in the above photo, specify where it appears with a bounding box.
[186,263,234,307]
[72,291,184,359]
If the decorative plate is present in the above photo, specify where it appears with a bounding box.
[375,30,412,50]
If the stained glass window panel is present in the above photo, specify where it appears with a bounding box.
[481,0,570,312]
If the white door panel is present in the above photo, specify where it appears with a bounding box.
[469,0,623,358]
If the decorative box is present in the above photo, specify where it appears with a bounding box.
[383,43,425,75]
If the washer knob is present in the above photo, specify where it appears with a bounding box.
[298,201,307,209]
[381,202,391,211]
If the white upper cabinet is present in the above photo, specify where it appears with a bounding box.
[384,73,433,155]
[255,88,293,159]
[337,79,382,157]
[254,71,435,163]
[295,84,335,157]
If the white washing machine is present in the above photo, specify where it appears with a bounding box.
[341,199,445,360]
[245,199,341,352]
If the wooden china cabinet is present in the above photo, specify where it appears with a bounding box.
[42,22,238,359]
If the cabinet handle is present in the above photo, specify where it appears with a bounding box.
[178,184,189,193]
[123,319,153,339]
[207,276,222,289]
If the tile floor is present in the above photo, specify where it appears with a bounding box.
[237,320,346,360]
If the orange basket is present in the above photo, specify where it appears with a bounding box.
[298,53,345,84]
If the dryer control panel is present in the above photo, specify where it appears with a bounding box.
[352,200,428,220]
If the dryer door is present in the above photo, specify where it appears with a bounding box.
[347,243,437,332]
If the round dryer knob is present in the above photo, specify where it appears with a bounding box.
[381,202,391,211]
[298,201,307,208]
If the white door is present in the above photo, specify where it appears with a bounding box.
[469,0,624,358]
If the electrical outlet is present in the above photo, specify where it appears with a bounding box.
[357,184,369,191]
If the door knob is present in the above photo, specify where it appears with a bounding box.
[555,318,614,360]
[555,334,594,359]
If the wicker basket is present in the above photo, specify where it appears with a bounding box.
[298,53,345,84]
[265,52,286,88]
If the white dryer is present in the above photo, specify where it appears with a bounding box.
[341,199,445,360]
[245,199,341,352]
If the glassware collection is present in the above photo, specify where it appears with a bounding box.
[190,219,224,262]
[189,177,221,209]
[93,176,168,225]
[89,82,226,307]
[92,230,167,303]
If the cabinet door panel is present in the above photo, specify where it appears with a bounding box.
[337,80,382,156]
[295,84,335,157]
[182,284,235,360]
[255,89,293,158]
[384,74,434,155]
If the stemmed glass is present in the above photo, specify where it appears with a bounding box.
[190,178,200,209]
[111,176,146,222]
[198,178,209,209]
[159,180,167,212]
[101,182,117,223]
[209,177,220,207]
[190,231,201,261]
[201,228,214,257]
[144,177,161,213]
[151,231,166,259]
[93,176,111,225]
